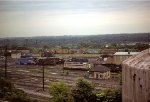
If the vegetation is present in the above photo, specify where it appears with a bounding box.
[109,43,149,51]
[49,78,121,102]
[96,89,121,102]
[0,33,149,49]
[49,82,72,102]
[71,78,96,102]
[0,77,38,102]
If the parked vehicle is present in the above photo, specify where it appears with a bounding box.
[16,58,36,65]
[36,57,64,65]
[21,53,32,58]
[37,57,56,65]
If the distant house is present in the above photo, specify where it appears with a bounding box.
[85,49,101,54]
[89,65,111,79]
[64,58,91,70]
[76,49,86,54]
[101,48,117,55]
[101,48,117,59]
[105,52,139,65]
[41,51,54,57]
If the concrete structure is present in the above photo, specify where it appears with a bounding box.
[122,49,150,102]
[106,52,139,65]
[89,65,111,79]
[64,58,91,70]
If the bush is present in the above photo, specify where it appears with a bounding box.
[49,82,72,102]
[71,78,96,102]
[96,89,122,102]
[0,77,38,102]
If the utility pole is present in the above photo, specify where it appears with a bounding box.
[42,61,45,91]
[148,33,150,53]
[4,45,7,77]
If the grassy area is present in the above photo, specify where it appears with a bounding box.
[29,68,50,74]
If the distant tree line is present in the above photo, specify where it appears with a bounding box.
[0,33,149,49]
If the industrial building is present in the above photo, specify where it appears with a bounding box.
[122,48,150,102]
[106,52,139,65]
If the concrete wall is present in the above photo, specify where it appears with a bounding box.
[114,55,131,65]
[122,49,150,102]
[106,55,134,65]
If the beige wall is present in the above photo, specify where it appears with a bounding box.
[113,55,131,65]
[106,55,132,65]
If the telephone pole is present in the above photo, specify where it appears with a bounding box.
[42,61,45,91]
[4,45,7,77]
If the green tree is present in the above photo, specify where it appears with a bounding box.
[96,89,121,102]
[49,82,72,102]
[71,78,96,102]
[43,45,49,50]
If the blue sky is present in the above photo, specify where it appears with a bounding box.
[0,0,150,37]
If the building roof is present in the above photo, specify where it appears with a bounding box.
[101,48,117,54]
[89,65,110,72]
[67,58,88,62]
[123,48,150,69]
[88,58,103,64]
[114,52,139,56]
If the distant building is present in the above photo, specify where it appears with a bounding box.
[122,48,150,102]
[85,49,101,54]
[41,51,54,57]
[64,58,91,70]
[89,65,111,79]
[101,48,117,55]
[105,52,139,65]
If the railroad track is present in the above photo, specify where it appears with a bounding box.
[0,66,121,101]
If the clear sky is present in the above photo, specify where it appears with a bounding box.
[0,0,150,37]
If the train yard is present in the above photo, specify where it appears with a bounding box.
[0,58,121,101]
